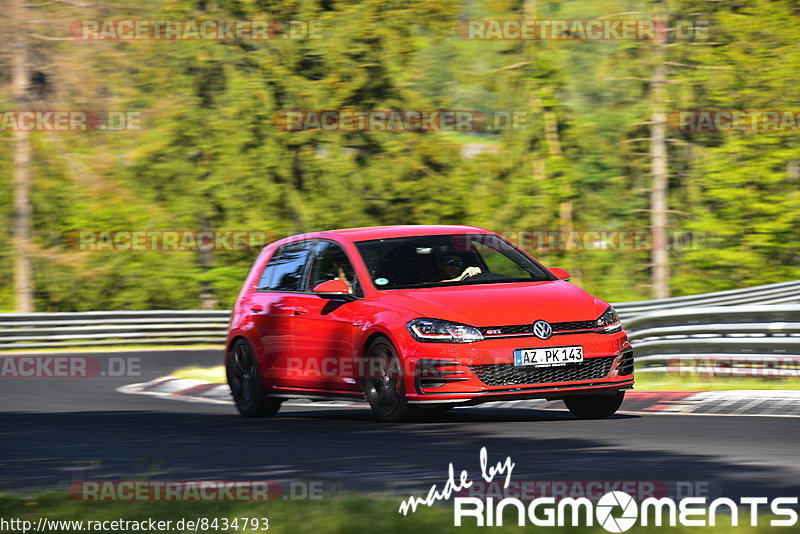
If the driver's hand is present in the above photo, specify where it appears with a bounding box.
[458,266,482,280]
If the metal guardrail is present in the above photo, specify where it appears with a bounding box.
[614,279,800,317]
[0,310,229,350]
[0,282,798,380]
[622,305,800,376]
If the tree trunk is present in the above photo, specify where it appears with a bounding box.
[650,18,670,300]
[10,0,34,312]
[198,218,218,310]
[525,0,546,182]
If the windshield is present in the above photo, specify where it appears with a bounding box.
[354,233,556,290]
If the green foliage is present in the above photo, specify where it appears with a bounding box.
[0,0,798,310]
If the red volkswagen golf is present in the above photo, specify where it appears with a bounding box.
[225,225,634,421]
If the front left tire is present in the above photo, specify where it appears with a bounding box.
[226,339,281,418]
[563,391,625,419]
[362,336,413,422]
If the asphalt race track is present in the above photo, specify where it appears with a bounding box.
[2,349,799,500]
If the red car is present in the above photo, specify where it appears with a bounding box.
[225,225,634,421]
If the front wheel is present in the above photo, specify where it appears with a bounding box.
[564,391,625,419]
[363,337,412,422]
[226,339,281,418]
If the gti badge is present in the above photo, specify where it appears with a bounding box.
[532,320,553,340]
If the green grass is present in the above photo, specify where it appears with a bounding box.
[171,365,226,383]
[0,344,223,355]
[170,365,800,392]
[634,373,800,391]
[0,492,794,534]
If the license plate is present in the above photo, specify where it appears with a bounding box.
[513,346,584,367]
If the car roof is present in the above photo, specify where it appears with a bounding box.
[266,225,496,250]
[324,225,493,242]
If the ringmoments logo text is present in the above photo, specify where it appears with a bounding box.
[398,447,798,532]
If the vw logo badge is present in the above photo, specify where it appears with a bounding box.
[532,320,553,340]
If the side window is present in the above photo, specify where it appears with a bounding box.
[259,241,312,292]
[257,249,281,290]
[480,248,530,278]
[308,241,361,297]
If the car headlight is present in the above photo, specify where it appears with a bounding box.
[596,307,622,333]
[407,318,484,343]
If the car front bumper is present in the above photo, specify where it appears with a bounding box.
[401,331,634,404]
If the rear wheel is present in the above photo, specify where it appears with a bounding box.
[226,339,281,418]
[363,337,412,422]
[564,391,625,419]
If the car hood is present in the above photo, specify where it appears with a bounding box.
[377,281,609,326]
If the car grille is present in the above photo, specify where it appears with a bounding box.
[468,355,616,386]
[478,319,597,337]
[553,320,599,331]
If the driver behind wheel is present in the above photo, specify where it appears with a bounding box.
[439,254,482,282]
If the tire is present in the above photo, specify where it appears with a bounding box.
[226,339,281,418]
[363,337,412,422]
[564,391,625,419]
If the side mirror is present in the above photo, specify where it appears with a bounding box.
[312,279,351,296]
[549,267,571,280]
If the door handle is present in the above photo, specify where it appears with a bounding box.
[250,304,264,314]
[292,307,308,316]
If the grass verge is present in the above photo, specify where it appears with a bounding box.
[171,365,226,383]
[0,492,794,534]
[0,345,223,355]
[634,373,800,391]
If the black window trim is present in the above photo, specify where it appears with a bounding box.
[255,246,282,292]
[353,233,557,290]
[303,238,365,300]
[255,238,364,299]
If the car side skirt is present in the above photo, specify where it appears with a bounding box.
[260,380,634,406]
